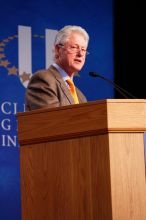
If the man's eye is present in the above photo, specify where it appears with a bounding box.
[71,46,77,49]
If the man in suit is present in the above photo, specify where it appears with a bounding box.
[25,25,89,111]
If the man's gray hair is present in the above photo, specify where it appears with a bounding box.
[54,25,89,47]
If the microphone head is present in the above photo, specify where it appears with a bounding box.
[89,72,99,77]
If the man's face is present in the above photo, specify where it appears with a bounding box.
[56,33,88,76]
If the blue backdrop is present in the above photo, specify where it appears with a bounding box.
[0,0,114,219]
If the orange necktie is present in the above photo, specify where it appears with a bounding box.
[66,79,79,104]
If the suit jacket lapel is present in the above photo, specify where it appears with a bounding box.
[76,89,82,103]
[48,65,75,105]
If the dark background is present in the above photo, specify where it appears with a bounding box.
[114,0,145,98]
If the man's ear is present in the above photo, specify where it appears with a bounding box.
[54,45,60,59]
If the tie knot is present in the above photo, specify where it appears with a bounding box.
[66,79,74,87]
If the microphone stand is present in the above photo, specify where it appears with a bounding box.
[89,72,137,99]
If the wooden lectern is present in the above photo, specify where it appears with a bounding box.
[17,99,146,220]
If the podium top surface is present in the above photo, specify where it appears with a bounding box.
[17,99,146,145]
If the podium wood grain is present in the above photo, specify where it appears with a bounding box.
[18,100,146,220]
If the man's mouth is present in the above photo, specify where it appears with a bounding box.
[74,59,82,63]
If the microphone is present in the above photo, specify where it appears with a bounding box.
[89,71,136,99]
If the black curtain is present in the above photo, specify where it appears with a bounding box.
[114,0,145,98]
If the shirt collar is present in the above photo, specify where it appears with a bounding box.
[52,63,73,81]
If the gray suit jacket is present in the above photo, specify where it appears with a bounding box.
[25,65,87,111]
